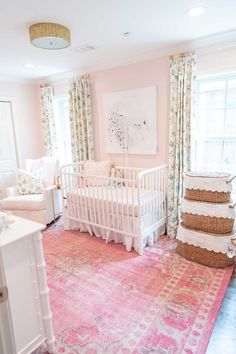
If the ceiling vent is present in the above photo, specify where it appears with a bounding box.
[73,44,96,53]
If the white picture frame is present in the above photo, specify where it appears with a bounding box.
[103,86,157,155]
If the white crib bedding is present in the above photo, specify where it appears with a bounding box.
[64,202,166,254]
[66,186,164,217]
[64,213,166,254]
[64,208,158,233]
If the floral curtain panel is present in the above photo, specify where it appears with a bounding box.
[40,85,58,156]
[69,75,94,162]
[167,52,197,238]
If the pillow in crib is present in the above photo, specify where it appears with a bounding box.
[17,169,44,195]
[77,175,85,188]
[84,160,112,186]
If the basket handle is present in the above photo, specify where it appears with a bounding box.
[231,234,236,246]
[229,202,236,209]
[226,176,236,184]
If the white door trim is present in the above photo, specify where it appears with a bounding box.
[0,96,19,168]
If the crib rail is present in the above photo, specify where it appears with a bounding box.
[60,163,168,254]
[137,164,168,238]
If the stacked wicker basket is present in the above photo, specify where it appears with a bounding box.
[177,172,236,268]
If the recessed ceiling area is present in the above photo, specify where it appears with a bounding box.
[1,0,236,81]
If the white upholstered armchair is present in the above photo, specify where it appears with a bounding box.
[0,157,62,225]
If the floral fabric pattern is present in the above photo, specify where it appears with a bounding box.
[17,169,43,195]
[69,76,94,162]
[40,85,58,156]
[167,52,197,238]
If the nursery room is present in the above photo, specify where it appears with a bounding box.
[0,0,236,353]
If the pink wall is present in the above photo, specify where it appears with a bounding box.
[0,82,44,167]
[49,47,236,169]
[3,47,235,172]
[51,55,170,168]
[90,56,169,168]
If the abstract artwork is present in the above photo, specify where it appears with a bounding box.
[103,86,157,154]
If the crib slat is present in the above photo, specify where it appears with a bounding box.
[84,175,89,223]
[92,179,96,226]
[121,182,124,233]
[106,183,109,235]
[131,179,135,235]
[68,173,76,218]
[101,181,105,226]
[115,181,119,232]
[111,179,114,231]
[126,182,129,235]
[96,181,99,225]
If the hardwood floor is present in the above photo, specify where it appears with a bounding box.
[206,266,236,354]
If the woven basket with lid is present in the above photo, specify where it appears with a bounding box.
[184,171,235,203]
[176,241,234,268]
[181,198,235,234]
[176,223,235,268]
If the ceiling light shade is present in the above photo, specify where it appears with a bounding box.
[187,6,206,16]
[29,23,71,49]
[24,63,34,68]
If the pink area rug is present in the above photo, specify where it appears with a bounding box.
[41,222,233,354]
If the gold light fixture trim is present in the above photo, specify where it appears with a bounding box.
[29,22,71,50]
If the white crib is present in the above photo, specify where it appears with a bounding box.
[60,163,168,255]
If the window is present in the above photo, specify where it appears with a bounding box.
[54,96,72,164]
[192,75,236,181]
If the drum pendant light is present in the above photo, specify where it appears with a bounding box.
[29,22,71,50]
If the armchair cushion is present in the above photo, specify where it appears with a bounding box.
[1,194,46,211]
[17,169,43,195]
[6,186,18,197]
[25,157,59,187]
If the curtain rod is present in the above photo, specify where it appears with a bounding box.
[40,73,91,87]
[80,74,90,80]
[169,51,194,60]
[169,52,185,59]
[40,83,51,88]
[73,74,91,81]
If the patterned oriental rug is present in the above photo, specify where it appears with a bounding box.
[39,221,233,354]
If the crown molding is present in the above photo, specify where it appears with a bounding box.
[184,28,236,54]
[4,28,236,85]
[36,45,180,84]
[0,76,37,85]
[35,69,85,85]
[41,28,236,84]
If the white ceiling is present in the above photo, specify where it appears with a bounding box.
[1,0,236,81]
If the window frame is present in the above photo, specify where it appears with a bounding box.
[191,73,236,175]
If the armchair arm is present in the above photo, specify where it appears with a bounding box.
[42,186,62,222]
[42,185,55,195]
[6,186,18,197]
[42,185,61,197]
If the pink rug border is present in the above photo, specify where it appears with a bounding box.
[197,266,233,354]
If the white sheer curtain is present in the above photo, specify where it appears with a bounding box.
[40,85,58,156]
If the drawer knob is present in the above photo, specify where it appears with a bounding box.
[0,287,8,302]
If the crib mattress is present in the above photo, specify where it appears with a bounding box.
[66,186,164,217]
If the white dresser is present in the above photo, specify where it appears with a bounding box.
[0,216,55,354]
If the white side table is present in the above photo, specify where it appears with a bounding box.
[0,216,55,354]
[50,186,62,222]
